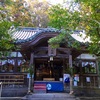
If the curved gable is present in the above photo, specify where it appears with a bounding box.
[12,27,60,48]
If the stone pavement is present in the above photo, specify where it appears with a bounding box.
[21,93,80,100]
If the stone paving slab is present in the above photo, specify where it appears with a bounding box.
[79,97,100,100]
[30,93,74,97]
[22,93,80,100]
[0,97,21,100]
[27,98,77,100]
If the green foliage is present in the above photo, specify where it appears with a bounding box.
[0,0,13,20]
[0,21,14,50]
[48,30,81,49]
[48,1,100,55]
[0,0,50,51]
[74,0,100,55]
[0,0,12,5]
[48,5,82,49]
[27,64,34,77]
[64,67,77,76]
[10,0,50,27]
[0,0,15,51]
[48,4,81,30]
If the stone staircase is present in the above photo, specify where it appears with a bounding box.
[33,83,46,93]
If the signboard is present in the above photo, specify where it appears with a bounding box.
[74,74,79,86]
[74,81,77,86]
[27,73,34,78]
[74,74,79,82]
[86,77,90,82]
[63,74,70,83]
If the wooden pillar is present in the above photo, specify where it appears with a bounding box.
[28,52,34,93]
[97,57,100,88]
[29,52,35,77]
[69,55,72,67]
[63,58,66,74]
[79,60,83,87]
[29,52,34,65]
[69,55,74,94]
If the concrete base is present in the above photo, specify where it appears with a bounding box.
[73,87,100,97]
[1,85,28,97]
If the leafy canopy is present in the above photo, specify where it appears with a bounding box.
[48,0,100,55]
[0,0,15,51]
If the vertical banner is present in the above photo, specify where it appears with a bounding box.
[63,74,70,83]
[86,77,90,82]
[74,74,79,86]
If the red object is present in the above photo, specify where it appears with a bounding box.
[34,84,46,90]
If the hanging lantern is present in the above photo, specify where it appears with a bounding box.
[50,56,53,61]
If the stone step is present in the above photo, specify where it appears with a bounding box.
[34,83,46,93]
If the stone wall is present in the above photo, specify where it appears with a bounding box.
[73,87,100,97]
[1,85,28,97]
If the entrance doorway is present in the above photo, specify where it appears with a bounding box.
[34,58,63,81]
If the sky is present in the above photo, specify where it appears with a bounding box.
[25,0,65,5]
[25,0,74,6]
[40,0,73,5]
[45,0,64,5]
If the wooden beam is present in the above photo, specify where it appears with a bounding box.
[57,48,70,54]
[34,55,69,58]
[34,47,48,53]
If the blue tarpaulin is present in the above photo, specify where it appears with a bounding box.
[34,81,64,92]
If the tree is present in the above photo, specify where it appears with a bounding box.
[0,0,51,51]
[11,0,50,27]
[25,0,50,27]
[11,0,33,27]
[0,0,15,51]
[48,4,82,48]
[0,21,14,50]
[48,0,100,94]
[48,0,100,55]
[74,0,100,55]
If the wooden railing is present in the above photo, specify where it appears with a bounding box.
[76,75,99,88]
[0,74,25,85]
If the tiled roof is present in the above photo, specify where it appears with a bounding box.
[12,27,60,44]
